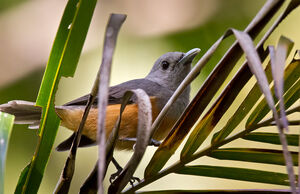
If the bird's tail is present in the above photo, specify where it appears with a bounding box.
[0,100,42,129]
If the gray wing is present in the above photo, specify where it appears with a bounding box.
[57,79,172,151]
[64,78,172,106]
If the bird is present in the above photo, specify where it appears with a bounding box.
[0,48,200,151]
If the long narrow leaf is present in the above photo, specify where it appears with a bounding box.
[232,30,274,112]
[96,13,126,194]
[246,67,299,130]
[0,112,14,194]
[180,27,274,159]
[212,36,295,143]
[180,28,283,158]
[211,64,272,143]
[246,56,300,128]
[231,29,296,193]
[243,132,298,146]
[270,36,294,129]
[15,0,97,193]
[176,165,294,186]
[281,78,300,110]
[108,89,152,193]
[209,148,298,166]
[144,0,287,178]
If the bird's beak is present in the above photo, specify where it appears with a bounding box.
[178,48,201,66]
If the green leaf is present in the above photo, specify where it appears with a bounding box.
[209,148,298,166]
[281,77,300,110]
[0,112,14,194]
[246,57,300,128]
[212,37,296,143]
[176,165,293,186]
[232,30,296,192]
[14,164,30,194]
[15,0,97,193]
[245,70,300,131]
[211,63,272,143]
[243,132,299,146]
[180,29,274,159]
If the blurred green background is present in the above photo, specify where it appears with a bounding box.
[0,0,299,193]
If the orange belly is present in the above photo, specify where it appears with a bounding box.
[55,100,176,150]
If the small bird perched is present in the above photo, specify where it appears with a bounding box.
[0,48,200,151]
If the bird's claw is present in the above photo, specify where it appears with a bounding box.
[129,176,141,187]
[109,168,123,183]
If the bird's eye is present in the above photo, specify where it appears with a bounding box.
[161,61,169,70]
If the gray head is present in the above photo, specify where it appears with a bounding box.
[146,48,200,91]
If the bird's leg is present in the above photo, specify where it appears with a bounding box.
[109,157,123,183]
[119,137,161,147]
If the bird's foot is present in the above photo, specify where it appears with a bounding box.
[109,168,122,183]
[109,169,141,187]
[110,157,123,183]
[110,157,141,187]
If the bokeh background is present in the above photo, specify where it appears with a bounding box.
[1,0,299,193]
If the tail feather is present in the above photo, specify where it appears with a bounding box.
[0,100,42,125]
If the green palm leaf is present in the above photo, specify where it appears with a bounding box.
[15,0,97,193]
[176,165,294,186]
